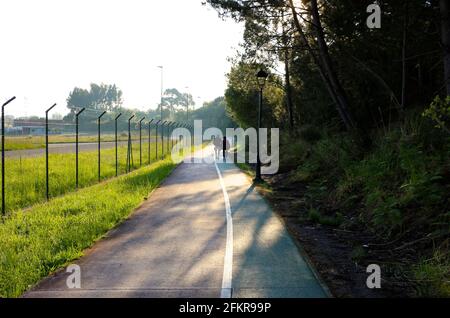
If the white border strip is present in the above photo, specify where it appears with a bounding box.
[214,160,233,298]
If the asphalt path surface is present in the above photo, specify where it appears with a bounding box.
[24,147,328,298]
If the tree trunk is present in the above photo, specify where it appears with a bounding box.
[284,48,295,130]
[441,0,450,96]
[401,0,409,110]
[281,20,295,130]
[309,0,356,130]
[287,0,352,130]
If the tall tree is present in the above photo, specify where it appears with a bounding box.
[67,83,123,112]
[441,0,450,96]
[161,88,195,120]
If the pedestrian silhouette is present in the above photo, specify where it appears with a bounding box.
[223,136,230,160]
[213,136,222,159]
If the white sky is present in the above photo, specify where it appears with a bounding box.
[0,0,243,117]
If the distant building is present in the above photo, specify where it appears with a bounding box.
[12,119,65,135]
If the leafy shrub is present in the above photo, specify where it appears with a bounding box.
[413,248,450,297]
[423,96,450,134]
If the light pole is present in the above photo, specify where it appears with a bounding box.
[158,66,164,120]
[255,69,268,183]
[45,103,57,200]
[2,96,16,215]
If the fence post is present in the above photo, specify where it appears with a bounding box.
[171,122,175,151]
[75,108,86,189]
[127,115,135,173]
[115,113,122,177]
[190,125,194,150]
[45,103,57,201]
[98,111,107,182]
[166,122,171,154]
[139,117,145,167]
[161,121,167,159]
[176,123,181,150]
[167,122,174,154]
[2,96,16,216]
[155,120,161,161]
[148,119,154,164]
[170,122,176,152]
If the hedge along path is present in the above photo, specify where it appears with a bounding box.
[0,158,176,298]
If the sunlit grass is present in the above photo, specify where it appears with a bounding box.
[3,134,159,151]
[0,157,177,298]
[1,140,176,213]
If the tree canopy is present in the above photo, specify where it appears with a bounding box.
[206,0,449,137]
[67,83,123,113]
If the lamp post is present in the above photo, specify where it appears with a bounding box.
[115,113,122,177]
[97,111,107,182]
[158,66,164,120]
[255,69,268,183]
[45,103,57,200]
[2,96,16,215]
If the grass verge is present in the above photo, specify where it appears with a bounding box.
[1,142,171,213]
[3,135,159,151]
[0,157,176,298]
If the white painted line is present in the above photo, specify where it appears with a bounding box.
[214,158,233,299]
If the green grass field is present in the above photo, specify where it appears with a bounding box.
[3,134,155,151]
[1,140,176,213]
[0,157,177,298]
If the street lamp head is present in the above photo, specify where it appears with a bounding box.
[256,69,269,90]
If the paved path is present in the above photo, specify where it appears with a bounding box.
[24,147,327,298]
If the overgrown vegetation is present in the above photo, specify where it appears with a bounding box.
[0,157,176,298]
[278,116,450,296]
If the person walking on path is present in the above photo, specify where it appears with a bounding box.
[213,136,222,159]
[223,136,230,160]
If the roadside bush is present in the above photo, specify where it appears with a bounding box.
[413,247,450,297]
